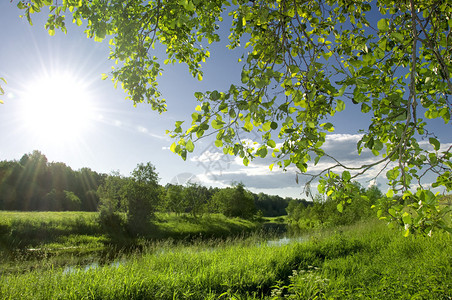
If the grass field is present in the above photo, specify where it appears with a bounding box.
[0,211,262,249]
[0,215,450,299]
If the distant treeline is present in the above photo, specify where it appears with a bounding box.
[0,150,103,211]
[0,150,304,217]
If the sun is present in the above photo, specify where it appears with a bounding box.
[20,70,95,145]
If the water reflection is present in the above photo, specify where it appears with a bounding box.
[266,236,304,246]
[60,236,305,275]
[62,259,126,275]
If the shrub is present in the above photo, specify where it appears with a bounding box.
[97,199,125,234]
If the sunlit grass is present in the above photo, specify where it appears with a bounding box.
[0,211,260,249]
[0,219,450,299]
[153,213,258,239]
[0,211,101,249]
[0,233,303,299]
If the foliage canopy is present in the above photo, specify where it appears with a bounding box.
[14,0,452,234]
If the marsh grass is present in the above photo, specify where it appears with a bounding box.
[153,213,259,239]
[0,211,262,277]
[0,219,450,299]
[0,212,259,249]
[0,211,101,249]
[0,233,300,299]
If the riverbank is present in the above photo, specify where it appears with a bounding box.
[0,218,450,299]
[0,211,282,274]
[0,211,269,250]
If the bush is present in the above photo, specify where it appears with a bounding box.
[212,183,256,219]
[125,162,160,236]
[97,199,125,234]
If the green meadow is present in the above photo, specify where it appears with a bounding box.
[0,212,451,299]
[0,211,262,250]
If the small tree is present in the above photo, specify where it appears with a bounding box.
[184,183,209,218]
[97,198,125,234]
[97,171,128,212]
[213,183,256,219]
[164,184,186,215]
[125,162,160,235]
[63,190,81,211]
[97,172,128,233]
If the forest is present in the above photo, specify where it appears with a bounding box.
[0,149,398,237]
[0,150,299,217]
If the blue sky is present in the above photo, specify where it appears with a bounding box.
[1,2,450,198]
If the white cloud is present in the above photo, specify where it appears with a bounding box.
[191,150,225,163]
[189,133,378,192]
[137,126,148,133]
[189,133,451,197]
[202,169,300,189]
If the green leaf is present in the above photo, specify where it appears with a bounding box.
[337,202,343,213]
[254,78,266,89]
[314,156,320,166]
[361,103,371,113]
[267,140,276,148]
[390,32,404,43]
[243,121,253,131]
[402,212,412,225]
[215,140,223,147]
[377,18,389,32]
[241,70,250,83]
[403,228,410,237]
[388,208,396,217]
[186,140,194,152]
[386,169,399,181]
[186,0,195,11]
[342,171,351,181]
[170,142,177,153]
[211,119,225,130]
[262,122,272,132]
[373,140,383,151]
[336,100,345,112]
[378,37,387,50]
[336,85,346,97]
[256,147,268,158]
[210,90,221,101]
[386,189,394,198]
[377,209,383,218]
[321,122,334,132]
[429,137,440,151]
[181,150,187,161]
[425,109,438,119]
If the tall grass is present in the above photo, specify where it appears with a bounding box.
[153,213,259,239]
[0,220,450,299]
[0,211,101,248]
[0,211,260,250]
